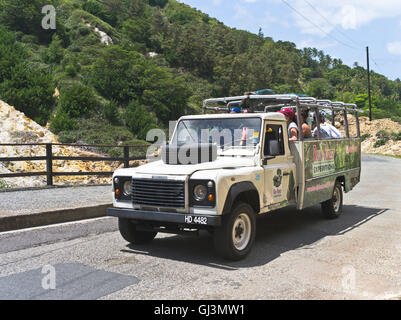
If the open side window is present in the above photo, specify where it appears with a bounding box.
[264,124,285,157]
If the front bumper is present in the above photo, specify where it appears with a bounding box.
[107,208,222,227]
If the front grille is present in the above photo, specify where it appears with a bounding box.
[132,179,186,208]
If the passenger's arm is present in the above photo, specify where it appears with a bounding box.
[289,128,298,141]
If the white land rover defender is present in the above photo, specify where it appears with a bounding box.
[107,94,362,260]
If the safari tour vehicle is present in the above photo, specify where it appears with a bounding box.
[107,94,362,260]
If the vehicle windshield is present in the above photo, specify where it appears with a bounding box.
[171,118,262,149]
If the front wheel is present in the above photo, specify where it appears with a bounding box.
[118,218,157,244]
[321,181,343,219]
[214,202,256,261]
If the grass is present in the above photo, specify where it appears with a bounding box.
[57,113,150,158]
[366,153,401,159]
[361,133,371,142]
[373,138,387,148]
[0,179,11,190]
[393,131,401,141]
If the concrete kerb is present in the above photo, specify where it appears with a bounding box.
[0,204,112,233]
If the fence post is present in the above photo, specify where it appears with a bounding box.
[124,146,130,168]
[46,143,53,186]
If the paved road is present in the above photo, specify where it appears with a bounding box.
[0,185,112,216]
[0,154,400,300]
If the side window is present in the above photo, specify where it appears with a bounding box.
[264,124,285,157]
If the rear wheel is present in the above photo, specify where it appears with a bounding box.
[321,181,343,219]
[118,218,157,244]
[214,202,256,261]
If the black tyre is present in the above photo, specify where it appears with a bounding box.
[213,202,256,261]
[118,218,157,244]
[321,181,343,219]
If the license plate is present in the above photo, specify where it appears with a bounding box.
[184,215,208,225]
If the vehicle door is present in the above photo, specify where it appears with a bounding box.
[262,121,296,210]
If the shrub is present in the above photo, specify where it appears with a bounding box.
[149,0,168,7]
[90,46,143,103]
[65,64,78,77]
[20,34,38,44]
[78,26,91,36]
[125,103,158,140]
[0,179,10,189]
[58,84,98,118]
[0,64,55,125]
[373,138,387,148]
[361,133,371,142]
[393,131,401,141]
[104,100,120,125]
[50,109,77,133]
[44,35,65,64]
[376,130,390,139]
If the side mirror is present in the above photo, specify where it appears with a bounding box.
[262,155,276,165]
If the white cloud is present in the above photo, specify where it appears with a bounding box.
[287,0,401,36]
[387,41,401,55]
[212,0,223,5]
[297,38,337,49]
[233,4,253,20]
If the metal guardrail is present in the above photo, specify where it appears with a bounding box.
[0,143,147,186]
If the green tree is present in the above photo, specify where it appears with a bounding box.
[306,78,336,99]
[50,108,77,133]
[125,103,157,140]
[104,99,120,124]
[122,18,151,49]
[44,34,64,64]
[91,46,144,103]
[149,0,168,7]
[58,84,98,118]
[0,26,55,124]
[0,0,68,44]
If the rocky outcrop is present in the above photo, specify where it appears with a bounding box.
[335,115,401,156]
[0,100,144,188]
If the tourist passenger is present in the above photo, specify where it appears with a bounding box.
[312,112,343,139]
[230,107,241,114]
[278,108,298,141]
[295,109,312,138]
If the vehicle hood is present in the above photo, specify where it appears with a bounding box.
[133,157,255,176]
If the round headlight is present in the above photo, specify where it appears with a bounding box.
[123,180,132,196]
[194,185,207,202]
[114,177,119,185]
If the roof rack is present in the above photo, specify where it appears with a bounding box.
[202,94,364,140]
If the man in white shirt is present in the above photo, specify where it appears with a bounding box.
[312,112,343,139]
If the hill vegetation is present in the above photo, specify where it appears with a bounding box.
[1,0,401,155]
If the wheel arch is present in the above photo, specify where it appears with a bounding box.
[222,181,260,215]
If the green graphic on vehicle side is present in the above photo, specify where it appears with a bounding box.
[301,139,361,209]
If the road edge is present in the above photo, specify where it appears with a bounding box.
[0,204,112,232]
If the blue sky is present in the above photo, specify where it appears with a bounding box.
[178,0,401,81]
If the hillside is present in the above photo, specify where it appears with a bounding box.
[0,0,401,151]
